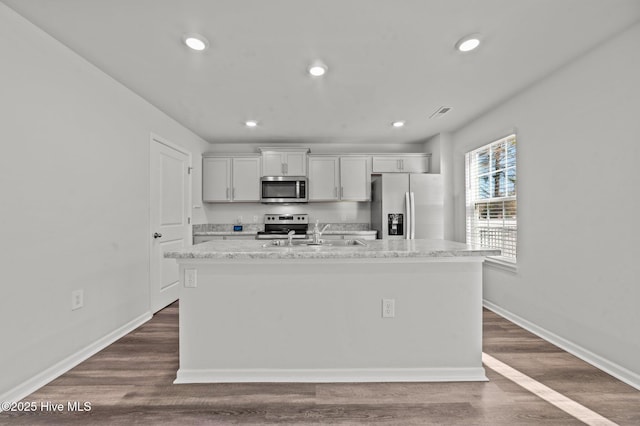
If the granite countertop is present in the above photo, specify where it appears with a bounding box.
[165,239,500,260]
[192,223,376,237]
[193,230,377,236]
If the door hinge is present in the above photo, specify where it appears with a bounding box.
[187,166,193,175]
[188,217,191,224]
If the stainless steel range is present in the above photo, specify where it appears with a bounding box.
[256,214,309,240]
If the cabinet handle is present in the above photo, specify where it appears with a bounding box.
[397,159,401,170]
[341,186,344,198]
[334,187,338,198]
[153,232,162,239]
[226,188,229,199]
[284,163,288,175]
[232,188,235,199]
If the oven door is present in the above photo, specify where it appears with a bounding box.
[261,177,307,203]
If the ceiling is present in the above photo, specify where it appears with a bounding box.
[3,0,640,145]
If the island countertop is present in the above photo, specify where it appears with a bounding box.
[165,238,500,260]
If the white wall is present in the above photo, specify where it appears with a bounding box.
[424,133,454,240]
[0,4,209,398]
[451,23,640,384]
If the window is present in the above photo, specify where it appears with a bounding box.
[465,134,517,262]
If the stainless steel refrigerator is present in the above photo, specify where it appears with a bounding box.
[371,174,444,239]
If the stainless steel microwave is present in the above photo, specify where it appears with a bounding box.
[260,176,308,203]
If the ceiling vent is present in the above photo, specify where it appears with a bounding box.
[429,106,452,119]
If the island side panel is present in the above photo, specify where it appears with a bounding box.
[176,258,485,383]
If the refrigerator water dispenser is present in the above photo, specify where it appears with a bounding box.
[388,213,404,236]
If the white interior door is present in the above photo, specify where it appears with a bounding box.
[150,135,191,313]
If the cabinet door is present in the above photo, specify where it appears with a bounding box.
[372,155,429,173]
[232,157,261,201]
[202,157,231,202]
[308,157,339,201]
[284,152,307,176]
[400,156,429,173]
[340,156,371,201]
[262,152,284,176]
[372,156,401,172]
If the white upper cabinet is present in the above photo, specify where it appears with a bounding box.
[204,150,429,204]
[202,155,261,202]
[372,154,429,173]
[283,151,307,176]
[308,156,339,201]
[308,155,370,202]
[260,148,309,176]
[231,157,261,201]
[262,152,285,176]
[340,156,371,201]
[202,157,231,202]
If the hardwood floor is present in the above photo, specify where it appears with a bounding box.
[2,303,639,425]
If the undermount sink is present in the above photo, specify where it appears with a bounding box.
[261,239,367,248]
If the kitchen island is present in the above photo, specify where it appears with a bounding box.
[165,239,500,384]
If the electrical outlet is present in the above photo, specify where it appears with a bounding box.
[71,289,84,311]
[382,298,395,318]
[184,269,197,288]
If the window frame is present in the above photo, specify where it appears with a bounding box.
[465,134,517,268]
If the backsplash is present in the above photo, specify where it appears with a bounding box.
[193,223,263,233]
[200,201,371,225]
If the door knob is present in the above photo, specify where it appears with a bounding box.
[153,232,162,239]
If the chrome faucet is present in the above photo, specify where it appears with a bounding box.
[287,230,295,246]
[312,222,330,245]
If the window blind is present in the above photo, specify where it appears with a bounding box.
[465,134,517,261]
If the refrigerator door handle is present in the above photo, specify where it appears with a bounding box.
[405,192,411,240]
[410,192,416,239]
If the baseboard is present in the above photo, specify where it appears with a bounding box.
[483,300,640,391]
[0,311,152,405]
[174,367,488,384]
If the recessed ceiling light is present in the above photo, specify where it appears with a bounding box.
[308,63,327,77]
[456,35,481,52]
[245,120,258,128]
[392,121,405,128]
[183,34,209,51]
